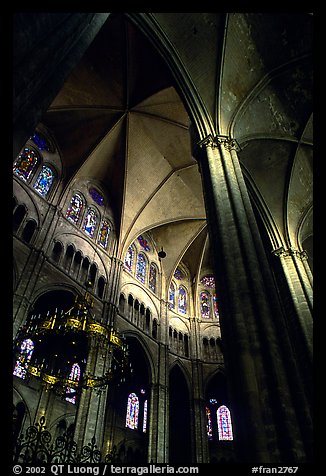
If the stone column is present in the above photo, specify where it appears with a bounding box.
[147,342,169,463]
[191,360,209,463]
[194,134,312,463]
[73,336,110,450]
[73,253,124,451]
[105,257,124,327]
[33,384,57,427]
[147,297,169,462]
[272,247,313,399]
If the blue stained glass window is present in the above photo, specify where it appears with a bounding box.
[66,193,83,224]
[126,393,139,430]
[169,282,175,309]
[31,133,49,151]
[13,338,34,379]
[217,405,233,440]
[13,148,39,181]
[83,207,98,237]
[200,291,210,318]
[178,286,187,314]
[33,165,54,197]
[137,235,150,251]
[136,253,146,284]
[98,220,110,249]
[149,263,157,293]
[65,363,81,405]
[124,246,134,272]
[89,187,104,206]
[174,267,184,280]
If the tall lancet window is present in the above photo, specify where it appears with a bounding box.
[149,263,157,293]
[13,148,39,181]
[126,393,139,430]
[13,338,34,379]
[33,165,55,197]
[169,282,175,309]
[65,363,81,404]
[124,246,134,272]
[98,220,110,249]
[66,193,83,224]
[136,253,146,284]
[217,405,233,440]
[83,207,98,237]
[178,286,187,314]
[200,291,211,319]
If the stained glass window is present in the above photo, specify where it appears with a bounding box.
[217,405,233,440]
[13,148,39,181]
[89,187,104,206]
[178,286,187,314]
[174,267,184,280]
[213,293,219,318]
[82,207,98,238]
[13,338,34,379]
[143,400,148,433]
[136,253,146,284]
[124,246,134,272]
[126,393,139,430]
[206,406,213,439]
[169,282,175,309]
[200,291,211,318]
[66,193,83,224]
[31,133,49,151]
[149,263,157,293]
[98,220,110,249]
[137,235,150,251]
[33,165,55,197]
[65,363,81,405]
[200,275,215,288]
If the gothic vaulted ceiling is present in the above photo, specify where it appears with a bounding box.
[40,13,313,282]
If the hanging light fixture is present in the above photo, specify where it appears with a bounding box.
[158,247,166,259]
[14,286,130,397]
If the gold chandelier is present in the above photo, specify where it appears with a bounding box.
[14,286,129,397]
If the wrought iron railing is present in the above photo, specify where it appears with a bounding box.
[13,416,119,464]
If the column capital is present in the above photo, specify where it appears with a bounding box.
[197,134,240,152]
[272,246,308,260]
